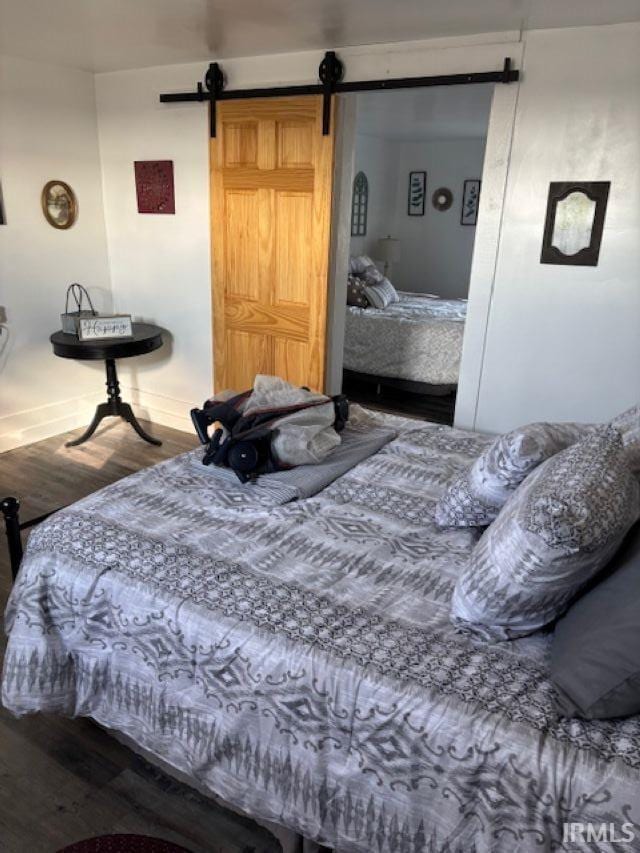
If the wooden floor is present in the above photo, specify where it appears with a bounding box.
[0,420,282,853]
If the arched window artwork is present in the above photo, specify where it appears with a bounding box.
[351,171,368,237]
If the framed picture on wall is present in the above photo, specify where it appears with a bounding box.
[41,180,78,229]
[408,171,426,216]
[461,179,481,225]
[134,160,175,214]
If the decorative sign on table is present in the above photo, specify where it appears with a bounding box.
[134,160,175,214]
[408,171,427,216]
[461,179,481,225]
[79,315,133,340]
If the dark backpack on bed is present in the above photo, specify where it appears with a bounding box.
[190,389,349,483]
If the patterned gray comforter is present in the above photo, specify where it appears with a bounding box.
[344,293,466,386]
[3,417,640,852]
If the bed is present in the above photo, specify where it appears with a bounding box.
[343,292,467,389]
[3,413,640,853]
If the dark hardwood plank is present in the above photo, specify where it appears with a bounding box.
[0,421,281,853]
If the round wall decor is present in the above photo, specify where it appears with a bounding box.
[432,187,453,212]
[41,180,77,229]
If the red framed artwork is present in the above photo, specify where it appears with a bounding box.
[134,160,175,214]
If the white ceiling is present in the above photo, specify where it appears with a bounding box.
[355,85,494,142]
[1,0,639,73]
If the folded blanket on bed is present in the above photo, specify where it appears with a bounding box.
[264,419,396,499]
[191,413,396,504]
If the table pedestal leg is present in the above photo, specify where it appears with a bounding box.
[66,358,162,447]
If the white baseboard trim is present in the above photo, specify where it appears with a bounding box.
[0,388,193,455]
[124,386,193,434]
[0,392,103,454]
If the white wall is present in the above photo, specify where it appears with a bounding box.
[392,139,486,297]
[3,25,638,451]
[0,55,112,452]
[96,64,212,431]
[65,24,640,440]
[326,97,357,395]
[95,33,522,426]
[349,134,399,261]
[458,22,640,433]
[349,133,487,299]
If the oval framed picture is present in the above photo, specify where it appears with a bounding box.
[41,180,77,229]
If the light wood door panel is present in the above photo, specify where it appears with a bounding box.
[274,338,309,387]
[223,122,258,167]
[274,192,313,305]
[225,190,260,300]
[225,330,272,391]
[278,121,314,168]
[211,96,334,392]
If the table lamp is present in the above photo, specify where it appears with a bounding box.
[377,236,401,276]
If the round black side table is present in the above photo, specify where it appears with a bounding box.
[51,323,164,448]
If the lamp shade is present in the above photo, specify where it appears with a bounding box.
[377,236,401,264]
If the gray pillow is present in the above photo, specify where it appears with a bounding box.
[346,275,369,307]
[451,426,640,641]
[551,522,640,719]
[435,422,589,528]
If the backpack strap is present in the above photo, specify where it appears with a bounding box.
[190,390,251,444]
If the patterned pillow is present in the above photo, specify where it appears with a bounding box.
[610,403,640,471]
[435,422,589,528]
[363,275,399,309]
[346,275,369,307]
[364,266,399,303]
[450,426,640,641]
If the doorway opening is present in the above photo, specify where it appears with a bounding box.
[339,84,493,423]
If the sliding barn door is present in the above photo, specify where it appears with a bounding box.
[210,96,335,392]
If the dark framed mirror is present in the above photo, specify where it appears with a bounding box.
[540,181,610,266]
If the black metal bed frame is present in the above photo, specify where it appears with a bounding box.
[1,497,58,582]
[159,51,519,137]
